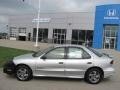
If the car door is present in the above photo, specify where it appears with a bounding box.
[35,47,66,77]
[65,47,93,77]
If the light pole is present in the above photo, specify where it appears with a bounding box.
[34,0,41,47]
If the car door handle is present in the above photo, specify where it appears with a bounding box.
[87,62,92,64]
[59,62,63,64]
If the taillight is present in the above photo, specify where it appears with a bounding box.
[110,60,114,64]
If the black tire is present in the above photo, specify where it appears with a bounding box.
[15,65,32,81]
[85,68,103,84]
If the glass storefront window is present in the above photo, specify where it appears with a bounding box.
[52,29,66,44]
[86,30,93,47]
[111,30,117,37]
[33,28,48,43]
[10,27,17,38]
[104,25,119,31]
[105,31,110,37]
[19,27,26,33]
[72,30,93,47]
[103,25,118,49]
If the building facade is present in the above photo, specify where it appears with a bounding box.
[8,4,120,51]
[8,12,94,47]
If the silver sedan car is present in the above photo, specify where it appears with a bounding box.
[3,45,114,84]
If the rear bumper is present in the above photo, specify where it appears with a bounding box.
[3,61,16,74]
[104,67,115,78]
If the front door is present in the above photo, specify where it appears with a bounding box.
[35,47,65,76]
[53,29,66,44]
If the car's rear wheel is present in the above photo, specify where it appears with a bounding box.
[85,68,103,84]
[16,65,32,81]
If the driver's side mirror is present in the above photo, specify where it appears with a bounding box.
[41,56,47,60]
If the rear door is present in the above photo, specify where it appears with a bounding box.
[65,47,93,77]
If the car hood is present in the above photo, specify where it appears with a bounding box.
[14,53,34,60]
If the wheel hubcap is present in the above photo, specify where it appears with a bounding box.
[89,71,100,83]
[17,68,28,80]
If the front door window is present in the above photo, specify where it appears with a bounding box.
[44,47,65,59]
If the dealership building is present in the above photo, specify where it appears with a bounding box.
[7,4,120,51]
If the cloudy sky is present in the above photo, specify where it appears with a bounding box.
[39,0,120,12]
[0,0,120,32]
[0,0,120,15]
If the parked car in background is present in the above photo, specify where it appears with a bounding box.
[3,45,114,84]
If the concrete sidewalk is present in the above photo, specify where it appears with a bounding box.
[0,39,53,51]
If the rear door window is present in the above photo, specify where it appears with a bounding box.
[67,47,91,59]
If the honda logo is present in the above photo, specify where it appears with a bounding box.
[107,9,117,16]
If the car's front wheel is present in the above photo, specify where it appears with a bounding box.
[16,65,32,81]
[85,68,103,84]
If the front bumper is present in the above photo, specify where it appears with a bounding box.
[3,61,16,74]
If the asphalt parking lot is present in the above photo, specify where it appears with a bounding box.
[0,68,120,90]
[0,50,120,90]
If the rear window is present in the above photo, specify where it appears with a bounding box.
[87,47,103,57]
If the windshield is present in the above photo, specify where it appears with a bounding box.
[87,47,103,57]
[32,46,54,57]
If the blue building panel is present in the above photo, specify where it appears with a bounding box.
[117,29,120,51]
[93,4,120,51]
[93,24,103,48]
